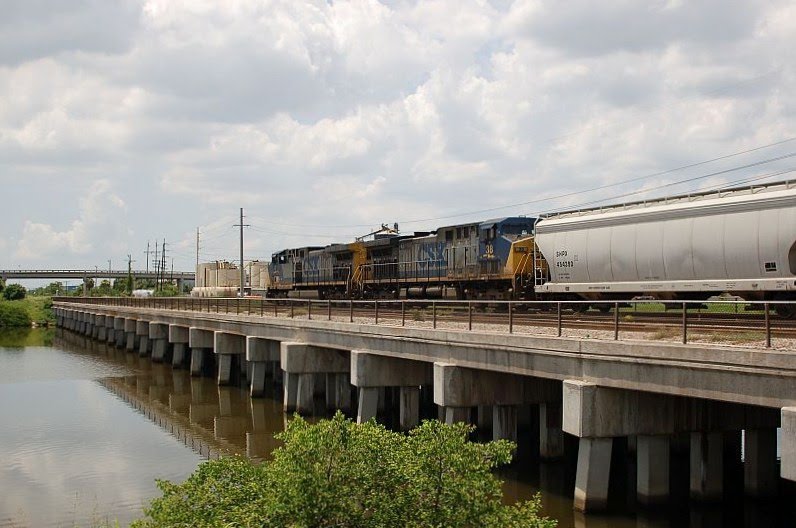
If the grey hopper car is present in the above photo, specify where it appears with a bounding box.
[534,181,796,314]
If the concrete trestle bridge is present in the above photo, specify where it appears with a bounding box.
[55,296,796,514]
[0,269,194,281]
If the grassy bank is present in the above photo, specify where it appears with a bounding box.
[0,296,54,328]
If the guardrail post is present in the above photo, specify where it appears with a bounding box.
[432,301,437,329]
[307,299,312,320]
[401,301,406,326]
[327,300,331,321]
[613,302,619,340]
[765,302,771,348]
[375,300,379,324]
[290,302,294,319]
[508,301,513,333]
[557,302,562,337]
[349,300,354,323]
[468,301,473,331]
[682,302,688,344]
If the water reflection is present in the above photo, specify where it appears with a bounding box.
[6,331,794,528]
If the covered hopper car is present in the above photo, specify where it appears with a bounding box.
[534,181,796,316]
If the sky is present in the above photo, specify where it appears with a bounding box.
[1,0,795,276]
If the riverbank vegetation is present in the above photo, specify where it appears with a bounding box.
[133,413,556,528]
[0,296,53,327]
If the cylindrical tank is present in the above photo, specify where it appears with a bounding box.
[535,183,796,296]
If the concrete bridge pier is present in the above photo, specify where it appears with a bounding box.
[280,342,350,415]
[169,325,190,369]
[744,428,778,497]
[246,337,280,398]
[136,320,150,357]
[540,402,565,460]
[433,363,561,443]
[91,314,102,340]
[105,317,116,345]
[189,328,214,377]
[563,380,781,512]
[124,318,138,352]
[149,323,171,363]
[113,317,126,348]
[214,332,245,386]
[95,315,107,342]
[351,351,432,429]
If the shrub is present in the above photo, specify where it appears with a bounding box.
[0,302,32,328]
[2,283,26,301]
[133,413,556,528]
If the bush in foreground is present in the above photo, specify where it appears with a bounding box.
[2,283,26,301]
[133,413,556,528]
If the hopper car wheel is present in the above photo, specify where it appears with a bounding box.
[775,304,796,319]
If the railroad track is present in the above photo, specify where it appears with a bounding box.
[185,301,796,341]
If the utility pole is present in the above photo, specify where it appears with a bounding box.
[144,241,155,275]
[153,240,160,290]
[234,208,249,298]
[196,227,200,273]
[160,240,167,291]
[127,254,135,294]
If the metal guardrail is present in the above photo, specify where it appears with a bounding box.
[55,296,796,349]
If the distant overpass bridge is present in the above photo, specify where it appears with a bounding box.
[0,269,194,282]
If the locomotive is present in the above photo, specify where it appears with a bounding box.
[261,181,796,316]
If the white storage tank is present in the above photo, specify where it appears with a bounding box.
[535,182,796,299]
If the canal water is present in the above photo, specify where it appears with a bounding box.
[1,328,796,527]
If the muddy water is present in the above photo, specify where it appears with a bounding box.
[1,328,796,527]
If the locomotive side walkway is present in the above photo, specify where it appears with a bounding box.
[55,299,796,513]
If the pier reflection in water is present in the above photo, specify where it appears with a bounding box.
[15,329,796,528]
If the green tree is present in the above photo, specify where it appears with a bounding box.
[2,283,27,301]
[133,413,556,528]
[0,277,5,293]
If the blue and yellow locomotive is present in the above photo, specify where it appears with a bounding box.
[264,217,538,300]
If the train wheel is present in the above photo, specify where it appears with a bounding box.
[775,304,796,319]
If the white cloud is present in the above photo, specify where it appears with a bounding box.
[1,0,795,270]
[14,180,129,261]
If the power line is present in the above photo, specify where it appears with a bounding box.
[246,136,796,229]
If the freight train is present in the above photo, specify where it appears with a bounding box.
[260,181,796,316]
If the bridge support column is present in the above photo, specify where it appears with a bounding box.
[136,321,150,357]
[149,323,170,363]
[124,319,137,352]
[690,432,723,501]
[105,317,116,345]
[113,317,126,348]
[493,405,518,443]
[637,435,670,506]
[351,351,432,428]
[169,325,190,369]
[434,363,560,442]
[95,315,106,341]
[574,437,613,513]
[540,402,565,460]
[281,342,350,415]
[563,379,780,511]
[215,332,245,386]
[246,337,280,398]
[189,328,214,377]
[744,428,778,497]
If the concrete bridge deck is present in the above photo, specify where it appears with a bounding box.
[54,300,796,513]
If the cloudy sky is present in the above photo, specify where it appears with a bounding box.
[2,0,795,275]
